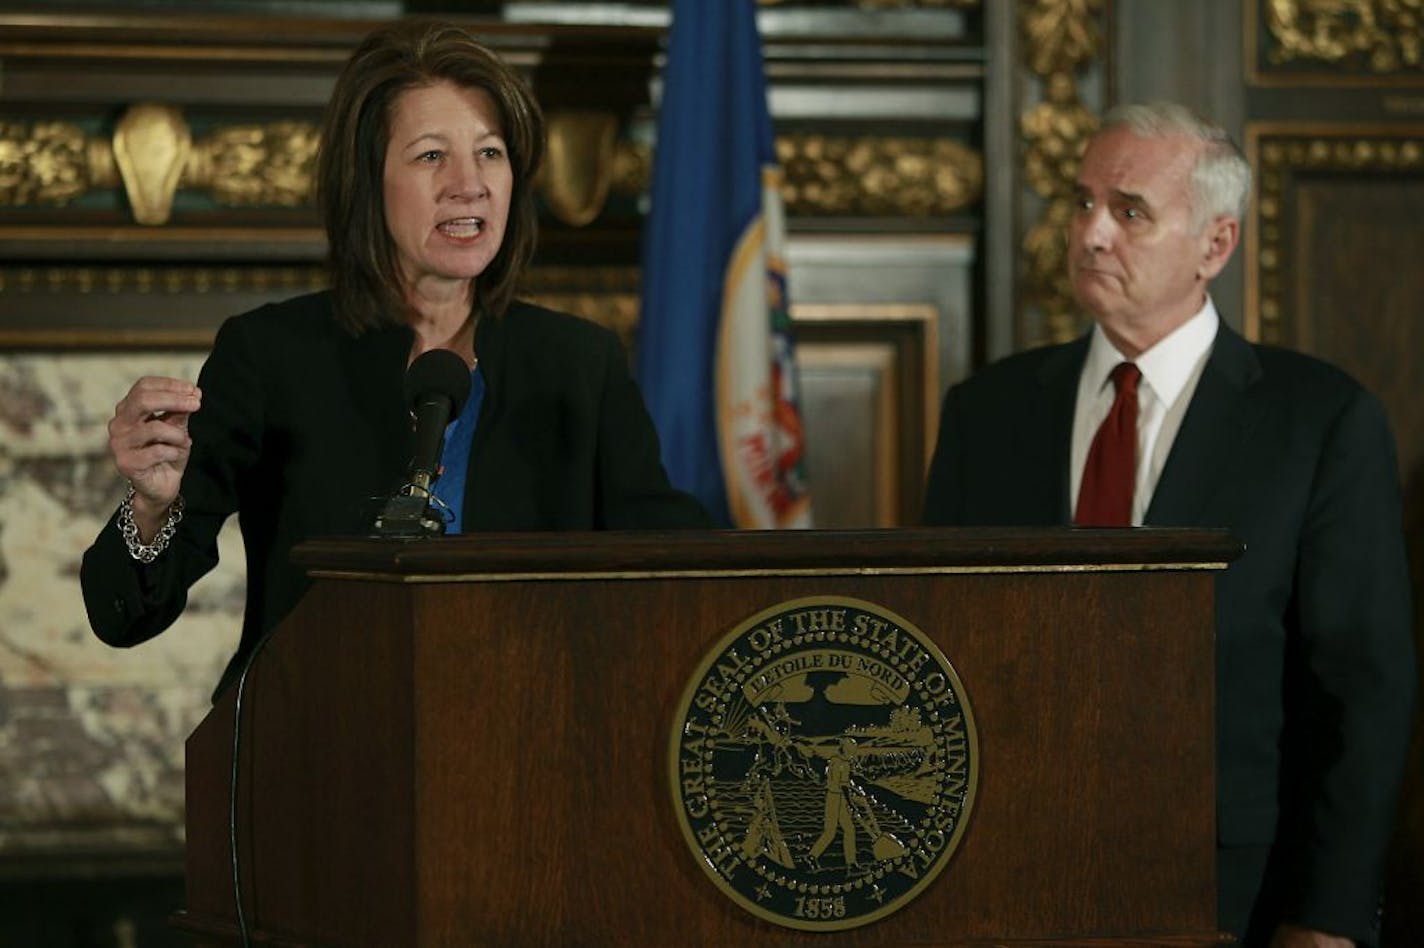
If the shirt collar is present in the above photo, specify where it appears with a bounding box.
[1084,298,1220,406]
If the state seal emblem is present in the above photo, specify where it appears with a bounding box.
[669,596,978,930]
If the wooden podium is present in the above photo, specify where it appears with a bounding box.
[175,528,1238,947]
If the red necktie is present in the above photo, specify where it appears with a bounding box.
[1074,362,1141,527]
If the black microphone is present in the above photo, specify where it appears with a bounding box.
[371,349,471,538]
[403,348,472,496]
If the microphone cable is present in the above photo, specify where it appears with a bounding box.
[227,624,280,948]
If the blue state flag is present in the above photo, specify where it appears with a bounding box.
[637,0,812,529]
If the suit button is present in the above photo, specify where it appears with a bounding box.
[112,596,126,616]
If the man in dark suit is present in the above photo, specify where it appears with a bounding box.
[923,102,1415,947]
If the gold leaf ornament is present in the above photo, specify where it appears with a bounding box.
[112,103,191,225]
[539,111,618,227]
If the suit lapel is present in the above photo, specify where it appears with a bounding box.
[464,305,511,523]
[1034,338,1088,522]
[1145,323,1263,526]
[344,321,416,493]
[472,304,508,421]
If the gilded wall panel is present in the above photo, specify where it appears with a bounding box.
[1246,124,1424,344]
[1018,0,1107,346]
[1248,0,1424,85]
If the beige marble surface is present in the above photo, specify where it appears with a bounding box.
[0,353,244,863]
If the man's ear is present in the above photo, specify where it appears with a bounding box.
[1198,215,1239,281]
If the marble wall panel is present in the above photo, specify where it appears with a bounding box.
[0,353,243,864]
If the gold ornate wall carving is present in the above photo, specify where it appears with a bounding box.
[522,265,640,347]
[0,119,113,205]
[2,109,984,226]
[187,121,321,210]
[774,134,983,216]
[112,104,191,224]
[610,136,983,218]
[0,109,319,222]
[0,263,647,348]
[1263,0,1423,74]
[0,265,327,296]
[0,107,615,227]
[1019,0,1105,344]
[1248,0,1424,85]
[1246,125,1424,342]
[0,263,648,300]
[540,112,619,227]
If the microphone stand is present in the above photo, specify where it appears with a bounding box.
[371,348,470,538]
[372,473,449,538]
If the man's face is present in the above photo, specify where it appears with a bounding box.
[1069,127,1231,353]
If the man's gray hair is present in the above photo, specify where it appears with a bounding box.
[1100,101,1253,229]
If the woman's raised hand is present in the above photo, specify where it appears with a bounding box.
[108,376,202,540]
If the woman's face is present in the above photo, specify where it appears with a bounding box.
[382,80,513,299]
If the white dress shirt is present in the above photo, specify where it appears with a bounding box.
[1070,299,1220,525]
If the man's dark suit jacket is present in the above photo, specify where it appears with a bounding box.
[82,291,710,698]
[923,322,1414,944]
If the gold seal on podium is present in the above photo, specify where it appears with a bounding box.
[669,596,979,931]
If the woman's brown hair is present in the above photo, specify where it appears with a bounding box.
[317,20,545,333]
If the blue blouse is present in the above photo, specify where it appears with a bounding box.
[430,366,485,534]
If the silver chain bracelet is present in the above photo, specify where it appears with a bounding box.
[118,482,184,564]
